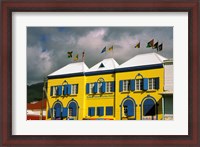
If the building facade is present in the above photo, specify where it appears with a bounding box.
[46,53,173,120]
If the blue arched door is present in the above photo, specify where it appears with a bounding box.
[68,102,78,120]
[54,103,62,120]
[122,99,135,120]
[142,98,157,120]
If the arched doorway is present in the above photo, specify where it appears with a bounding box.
[141,97,157,120]
[121,99,136,120]
[53,102,62,120]
[68,101,78,120]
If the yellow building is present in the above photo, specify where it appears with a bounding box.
[46,53,173,120]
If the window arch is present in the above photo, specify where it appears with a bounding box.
[141,97,157,120]
[143,99,156,116]
[68,101,77,117]
[53,102,62,119]
[123,99,135,117]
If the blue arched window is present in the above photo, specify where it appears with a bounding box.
[123,100,134,116]
[69,102,77,116]
[143,99,156,116]
[54,103,62,118]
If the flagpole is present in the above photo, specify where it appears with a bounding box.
[82,50,85,62]
[104,46,106,59]
[112,46,114,58]
[157,40,159,53]
[76,48,79,62]
[105,46,107,59]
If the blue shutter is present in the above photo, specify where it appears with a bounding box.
[86,83,89,94]
[63,85,67,95]
[91,107,95,116]
[48,108,52,118]
[69,102,77,116]
[124,100,134,116]
[111,82,115,92]
[97,107,100,116]
[67,85,71,95]
[106,107,113,115]
[102,82,106,93]
[127,107,134,116]
[97,107,104,116]
[143,78,148,90]
[94,82,98,93]
[55,107,61,118]
[48,109,50,118]
[72,108,76,116]
[88,108,91,116]
[62,107,68,118]
[130,80,135,91]
[50,87,53,96]
[155,78,160,89]
[57,86,62,95]
[88,107,95,116]
[100,107,104,116]
[119,80,123,92]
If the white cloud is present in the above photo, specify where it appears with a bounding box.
[77,28,107,50]
[27,45,53,84]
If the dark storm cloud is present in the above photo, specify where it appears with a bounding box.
[27,27,173,84]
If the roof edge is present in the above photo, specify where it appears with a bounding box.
[48,63,163,79]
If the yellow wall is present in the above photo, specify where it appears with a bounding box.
[85,74,115,119]
[46,76,86,120]
[115,68,164,120]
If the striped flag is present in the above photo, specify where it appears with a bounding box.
[153,42,158,49]
[146,39,154,48]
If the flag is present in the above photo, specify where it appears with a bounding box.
[108,46,113,52]
[153,42,158,49]
[101,46,106,53]
[74,54,78,61]
[158,43,163,51]
[67,51,73,58]
[146,39,154,48]
[135,42,140,48]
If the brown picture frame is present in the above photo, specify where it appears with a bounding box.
[1,0,199,146]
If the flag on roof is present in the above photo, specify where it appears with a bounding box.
[158,43,163,51]
[153,42,158,49]
[101,46,106,53]
[74,54,78,61]
[135,42,140,48]
[146,39,154,48]
[67,51,73,58]
[108,46,113,52]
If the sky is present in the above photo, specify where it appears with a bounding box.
[27,27,173,85]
